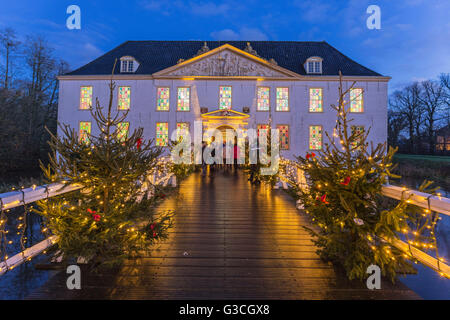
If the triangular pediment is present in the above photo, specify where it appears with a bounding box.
[153,44,300,78]
[201,109,250,119]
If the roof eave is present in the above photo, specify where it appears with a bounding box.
[57,74,391,82]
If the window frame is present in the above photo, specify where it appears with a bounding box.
[156,87,170,112]
[305,57,323,74]
[308,87,324,113]
[117,121,130,142]
[176,122,190,139]
[218,85,233,110]
[275,87,290,112]
[349,88,364,113]
[176,86,191,112]
[309,125,323,151]
[256,124,270,139]
[78,121,92,144]
[276,124,290,150]
[117,86,131,110]
[120,56,138,73]
[256,86,270,112]
[155,122,169,147]
[79,86,93,110]
[350,125,365,149]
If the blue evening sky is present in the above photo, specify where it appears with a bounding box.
[1,0,449,90]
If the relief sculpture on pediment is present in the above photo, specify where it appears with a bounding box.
[168,50,287,77]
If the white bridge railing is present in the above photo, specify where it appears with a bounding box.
[276,158,450,279]
[0,156,176,275]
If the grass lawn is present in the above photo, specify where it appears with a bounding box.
[394,153,450,163]
[392,153,450,191]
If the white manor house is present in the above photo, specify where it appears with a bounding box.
[57,41,389,159]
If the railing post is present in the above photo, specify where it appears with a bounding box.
[171,175,177,187]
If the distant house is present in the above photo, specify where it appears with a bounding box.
[57,41,389,159]
[436,125,450,154]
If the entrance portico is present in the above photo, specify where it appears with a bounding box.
[201,109,249,143]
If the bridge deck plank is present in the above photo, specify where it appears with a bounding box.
[28,170,420,300]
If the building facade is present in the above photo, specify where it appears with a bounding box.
[57,41,389,159]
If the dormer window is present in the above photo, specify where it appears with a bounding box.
[120,56,139,73]
[123,60,133,72]
[305,57,323,74]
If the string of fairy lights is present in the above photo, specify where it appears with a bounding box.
[0,184,38,273]
[279,157,449,279]
[0,156,173,275]
[0,154,448,279]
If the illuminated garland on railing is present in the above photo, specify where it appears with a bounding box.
[0,156,175,276]
[278,157,449,279]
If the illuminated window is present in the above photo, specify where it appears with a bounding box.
[309,88,323,112]
[350,88,363,112]
[309,125,322,150]
[219,86,232,110]
[257,87,270,111]
[118,86,131,110]
[80,86,92,110]
[257,124,269,139]
[277,125,289,150]
[79,121,91,144]
[157,87,170,111]
[176,122,190,138]
[276,87,289,111]
[117,122,129,142]
[351,125,364,149]
[177,87,190,111]
[156,122,169,146]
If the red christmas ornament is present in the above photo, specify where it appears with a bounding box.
[136,138,142,150]
[87,208,96,214]
[320,194,329,204]
[153,232,157,237]
[150,223,155,230]
[92,214,101,222]
[306,152,316,160]
[340,176,351,186]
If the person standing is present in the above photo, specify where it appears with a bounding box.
[233,140,239,171]
[201,141,207,176]
[210,136,216,171]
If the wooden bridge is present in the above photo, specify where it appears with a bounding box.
[27,169,420,300]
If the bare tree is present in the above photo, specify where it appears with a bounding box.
[0,27,20,89]
[387,108,406,148]
[23,35,56,104]
[390,83,422,153]
[0,29,70,175]
[439,73,450,127]
[420,80,445,154]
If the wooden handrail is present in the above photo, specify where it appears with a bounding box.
[0,160,175,276]
[279,160,450,278]
[0,236,58,276]
[381,184,450,216]
[0,182,82,211]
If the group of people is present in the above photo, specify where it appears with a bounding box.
[199,137,262,184]
[200,137,240,176]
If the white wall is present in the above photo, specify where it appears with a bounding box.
[58,78,388,160]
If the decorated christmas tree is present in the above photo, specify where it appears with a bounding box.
[244,117,279,186]
[36,65,173,268]
[294,72,416,281]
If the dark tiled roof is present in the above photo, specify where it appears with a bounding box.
[66,41,382,77]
